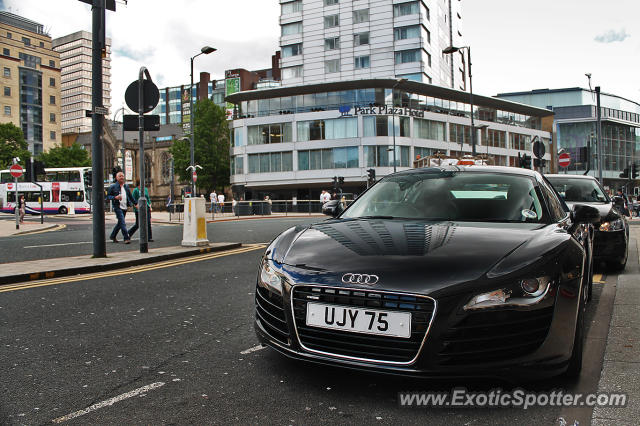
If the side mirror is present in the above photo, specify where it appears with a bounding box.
[572,204,601,224]
[322,199,342,217]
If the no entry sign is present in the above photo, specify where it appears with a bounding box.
[10,164,23,178]
[558,153,571,168]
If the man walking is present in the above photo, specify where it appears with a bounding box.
[128,178,153,242]
[217,192,225,213]
[107,171,133,243]
[210,189,217,213]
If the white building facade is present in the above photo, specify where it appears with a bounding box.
[52,31,111,134]
[280,0,465,89]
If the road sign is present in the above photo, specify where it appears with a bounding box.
[558,153,571,168]
[10,164,23,178]
[192,171,197,183]
[93,106,109,115]
[125,79,160,113]
[533,139,546,159]
[123,114,160,131]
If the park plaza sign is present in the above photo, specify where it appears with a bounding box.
[339,105,425,118]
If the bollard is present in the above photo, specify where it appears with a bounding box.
[181,197,209,246]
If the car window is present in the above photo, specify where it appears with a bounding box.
[342,170,546,223]
[538,178,567,221]
[547,177,608,203]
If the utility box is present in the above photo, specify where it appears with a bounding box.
[181,197,209,246]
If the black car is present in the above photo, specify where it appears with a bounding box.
[255,166,600,380]
[546,174,629,271]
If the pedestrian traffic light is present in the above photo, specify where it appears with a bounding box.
[632,163,639,179]
[367,168,376,184]
[620,166,630,179]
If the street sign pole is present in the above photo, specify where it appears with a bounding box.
[138,67,149,254]
[14,176,19,230]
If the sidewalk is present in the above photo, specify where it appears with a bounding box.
[0,242,242,285]
[592,225,640,424]
[0,217,61,236]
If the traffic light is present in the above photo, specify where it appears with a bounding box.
[34,160,45,179]
[25,158,33,182]
[518,153,532,169]
[579,146,590,164]
[332,176,338,192]
[367,168,376,185]
[338,176,344,187]
[83,170,93,187]
[632,163,639,179]
[620,166,630,179]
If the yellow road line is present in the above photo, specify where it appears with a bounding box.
[0,244,265,293]
[593,273,606,284]
[16,224,66,235]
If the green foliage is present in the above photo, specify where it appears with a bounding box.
[0,122,30,169]
[37,143,91,168]
[169,99,230,193]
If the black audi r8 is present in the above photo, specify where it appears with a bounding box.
[254,166,600,380]
[546,174,629,271]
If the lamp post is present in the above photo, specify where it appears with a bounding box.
[391,78,408,173]
[189,45,216,197]
[443,45,476,156]
[113,106,127,172]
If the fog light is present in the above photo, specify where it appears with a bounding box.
[521,278,539,294]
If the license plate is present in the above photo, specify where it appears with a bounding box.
[305,302,412,338]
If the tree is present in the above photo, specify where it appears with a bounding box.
[0,122,30,169]
[170,99,230,193]
[37,142,91,168]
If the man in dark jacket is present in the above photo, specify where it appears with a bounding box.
[106,171,133,243]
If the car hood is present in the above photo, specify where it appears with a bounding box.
[564,201,618,222]
[268,219,565,296]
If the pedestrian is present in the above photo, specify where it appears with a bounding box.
[18,194,26,223]
[616,189,631,217]
[210,189,217,213]
[218,192,225,213]
[106,171,133,243]
[128,178,153,242]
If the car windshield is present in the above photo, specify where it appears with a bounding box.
[547,177,608,203]
[342,169,545,222]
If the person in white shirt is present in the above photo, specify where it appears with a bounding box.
[218,193,225,212]
[320,190,331,204]
[210,191,217,213]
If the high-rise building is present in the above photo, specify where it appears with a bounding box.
[0,11,61,154]
[52,30,111,135]
[279,0,465,89]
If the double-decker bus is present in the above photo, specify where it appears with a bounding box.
[0,167,91,214]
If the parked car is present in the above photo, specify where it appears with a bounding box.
[547,174,629,271]
[255,166,600,380]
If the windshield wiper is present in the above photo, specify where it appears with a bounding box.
[358,215,396,219]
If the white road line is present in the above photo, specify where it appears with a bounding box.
[241,345,266,355]
[51,381,165,423]
[25,238,140,249]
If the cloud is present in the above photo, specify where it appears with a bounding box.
[113,45,156,62]
[594,29,630,43]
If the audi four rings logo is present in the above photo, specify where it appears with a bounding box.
[342,273,379,285]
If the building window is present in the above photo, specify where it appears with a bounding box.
[248,123,292,145]
[425,28,431,44]
[49,95,56,105]
[39,41,44,48]
[281,0,302,14]
[298,147,359,170]
[393,1,419,17]
[161,152,172,183]
[354,32,369,46]
[248,151,293,173]
[49,60,55,67]
[509,133,532,150]
[324,0,338,5]
[281,21,302,36]
[324,14,339,28]
[353,9,369,24]
[394,25,421,40]
[363,116,410,137]
[2,48,8,56]
[395,49,421,64]
[3,67,9,77]
[282,43,303,58]
[325,59,340,74]
[49,77,55,87]
[3,87,9,96]
[22,36,30,46]
[6,32,11,39]
[354,55,370,69]
[324,37,339,50]
[19,52,41,68]
[49,113,55,123]
[482,129,506,148]
[3,106,10,116]
[449,123,472,144]
[282,65,302,79]
[413,118,445,141]
[230,155,244,175]
[50,131,56,140]
[364,145,410,167]
[298,117,357,141]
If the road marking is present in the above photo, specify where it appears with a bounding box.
[593,274,606,284]
[24,237,140,249]
[0,244,265,293]
[15,224,66,236]
[51,381,165,423]
[241,345,266,355]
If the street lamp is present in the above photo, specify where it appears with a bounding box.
[443,45,476,156]
[113,106,128,173]
[391,78,408,173]
[189,45,216,196]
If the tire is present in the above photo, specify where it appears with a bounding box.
[565,291,585,379]
[58,206,68,215]
[607,243,628,272]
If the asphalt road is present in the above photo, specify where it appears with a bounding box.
[0,215,323,263]
[0,220,622,425]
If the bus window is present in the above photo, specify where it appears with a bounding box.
[1,172,26,182]
[68,171,81,182]
[6,192,51,202]
[61,191,84,202]
[45,172,56,182]
[56,172,70,181]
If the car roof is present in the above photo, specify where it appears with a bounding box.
[399,165,541,178]
[545,174,598,180]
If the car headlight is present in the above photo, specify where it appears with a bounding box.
[259,259,283,294]
[463,276,551,311]
[599,218,624,232]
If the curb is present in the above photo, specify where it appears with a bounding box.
[154,214,326,225]
[12,224,63,236]
[0,242,242,285]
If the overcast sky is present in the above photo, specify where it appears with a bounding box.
[3,0,639,119]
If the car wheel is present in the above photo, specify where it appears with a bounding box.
[607,243,628,272]
[58,206,68,214]
[564,291,585,379]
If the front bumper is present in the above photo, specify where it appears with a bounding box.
[593,229,627,262]
[254,277,582,380]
